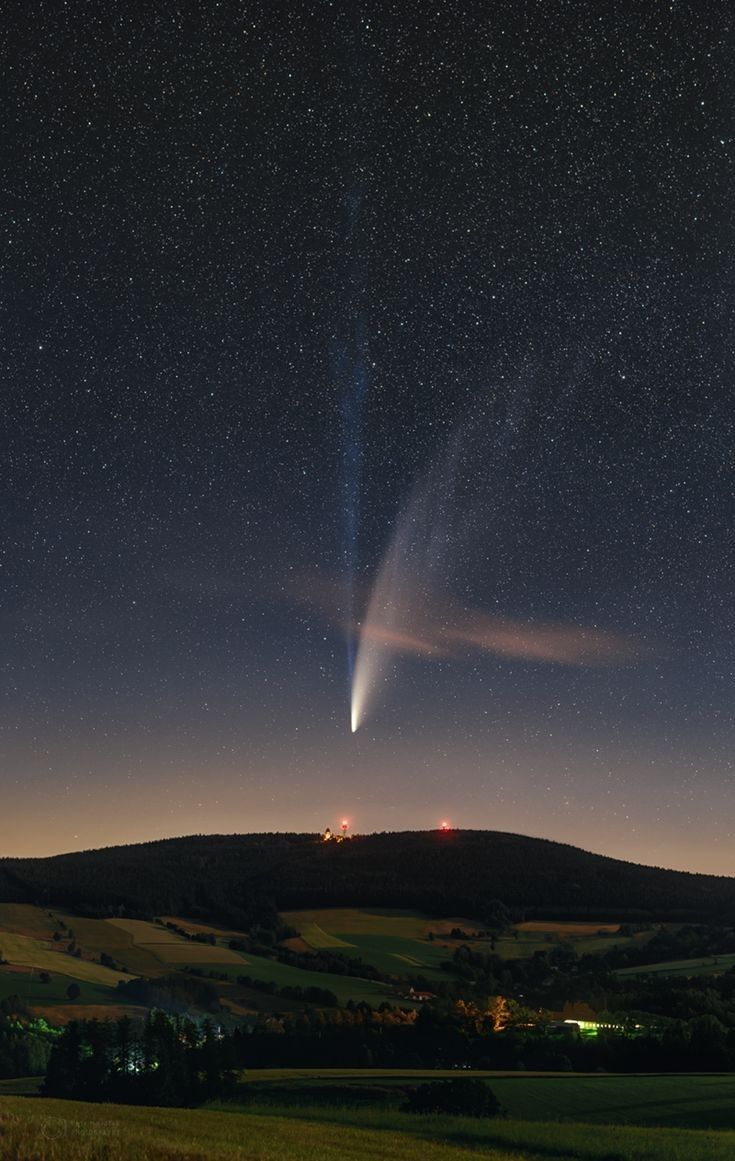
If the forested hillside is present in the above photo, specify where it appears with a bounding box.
[2,830,735,926]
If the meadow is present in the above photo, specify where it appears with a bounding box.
[617,953,735,978]
[280,907,478,940]
[0,932,134,988]
[108,919,248,966]
[492,921,652,960]
[1,1093,734,1160]
[241,1069,735,1130]
[0,904,63,938]
[193,951,403,1007]
[0,965,124,1009]
[60,916,165,977]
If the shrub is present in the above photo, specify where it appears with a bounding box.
[402,1078,503,1118]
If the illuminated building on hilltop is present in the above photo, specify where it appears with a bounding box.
[322,819,351,842]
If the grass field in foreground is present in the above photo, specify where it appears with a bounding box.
[243,1069,735,1131]
[2,1095,734,1160]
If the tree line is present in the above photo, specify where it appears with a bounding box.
[43,1012,236,1106]
[27,961,735,1106]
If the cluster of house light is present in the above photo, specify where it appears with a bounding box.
[321,820,453,842]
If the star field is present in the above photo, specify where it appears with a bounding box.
[0,2,733,870]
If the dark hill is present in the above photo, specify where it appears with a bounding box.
[2,830,735,928]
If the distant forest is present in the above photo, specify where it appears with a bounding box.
[1,830,735,927]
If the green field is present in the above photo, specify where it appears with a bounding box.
[108,919,247,966]
[1,1094,734,1160]
[242,1069,735,1131]
[618,953,735,978]
[0,966,124,1008]
[0,905,165,980]
[493,923,650,960]
[280,908,473,980]
[493,1073,735,1129]
[57,916,165,977]
[282,907,478,939]
[0,932,134,987]
[320,933,451,978]
[294,922,354,949]
[0,904,62,938]
[191,951,404,1007]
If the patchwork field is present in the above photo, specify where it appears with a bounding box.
[0,901,713,1028]
[59,916,164,977]
[281,908,653,973]
[0,932,133,987]
[0,905,421,1018]
[107,919,247,965]
[280,908,475,979]
[0,905,164,982]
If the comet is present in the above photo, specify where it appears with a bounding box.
[350,425,464,732]
[349,407,642,732]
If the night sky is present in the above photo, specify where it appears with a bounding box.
[2,2,733,871]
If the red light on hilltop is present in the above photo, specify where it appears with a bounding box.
[440,820,451,832]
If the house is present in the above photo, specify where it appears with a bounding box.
[403,985,437,1002]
